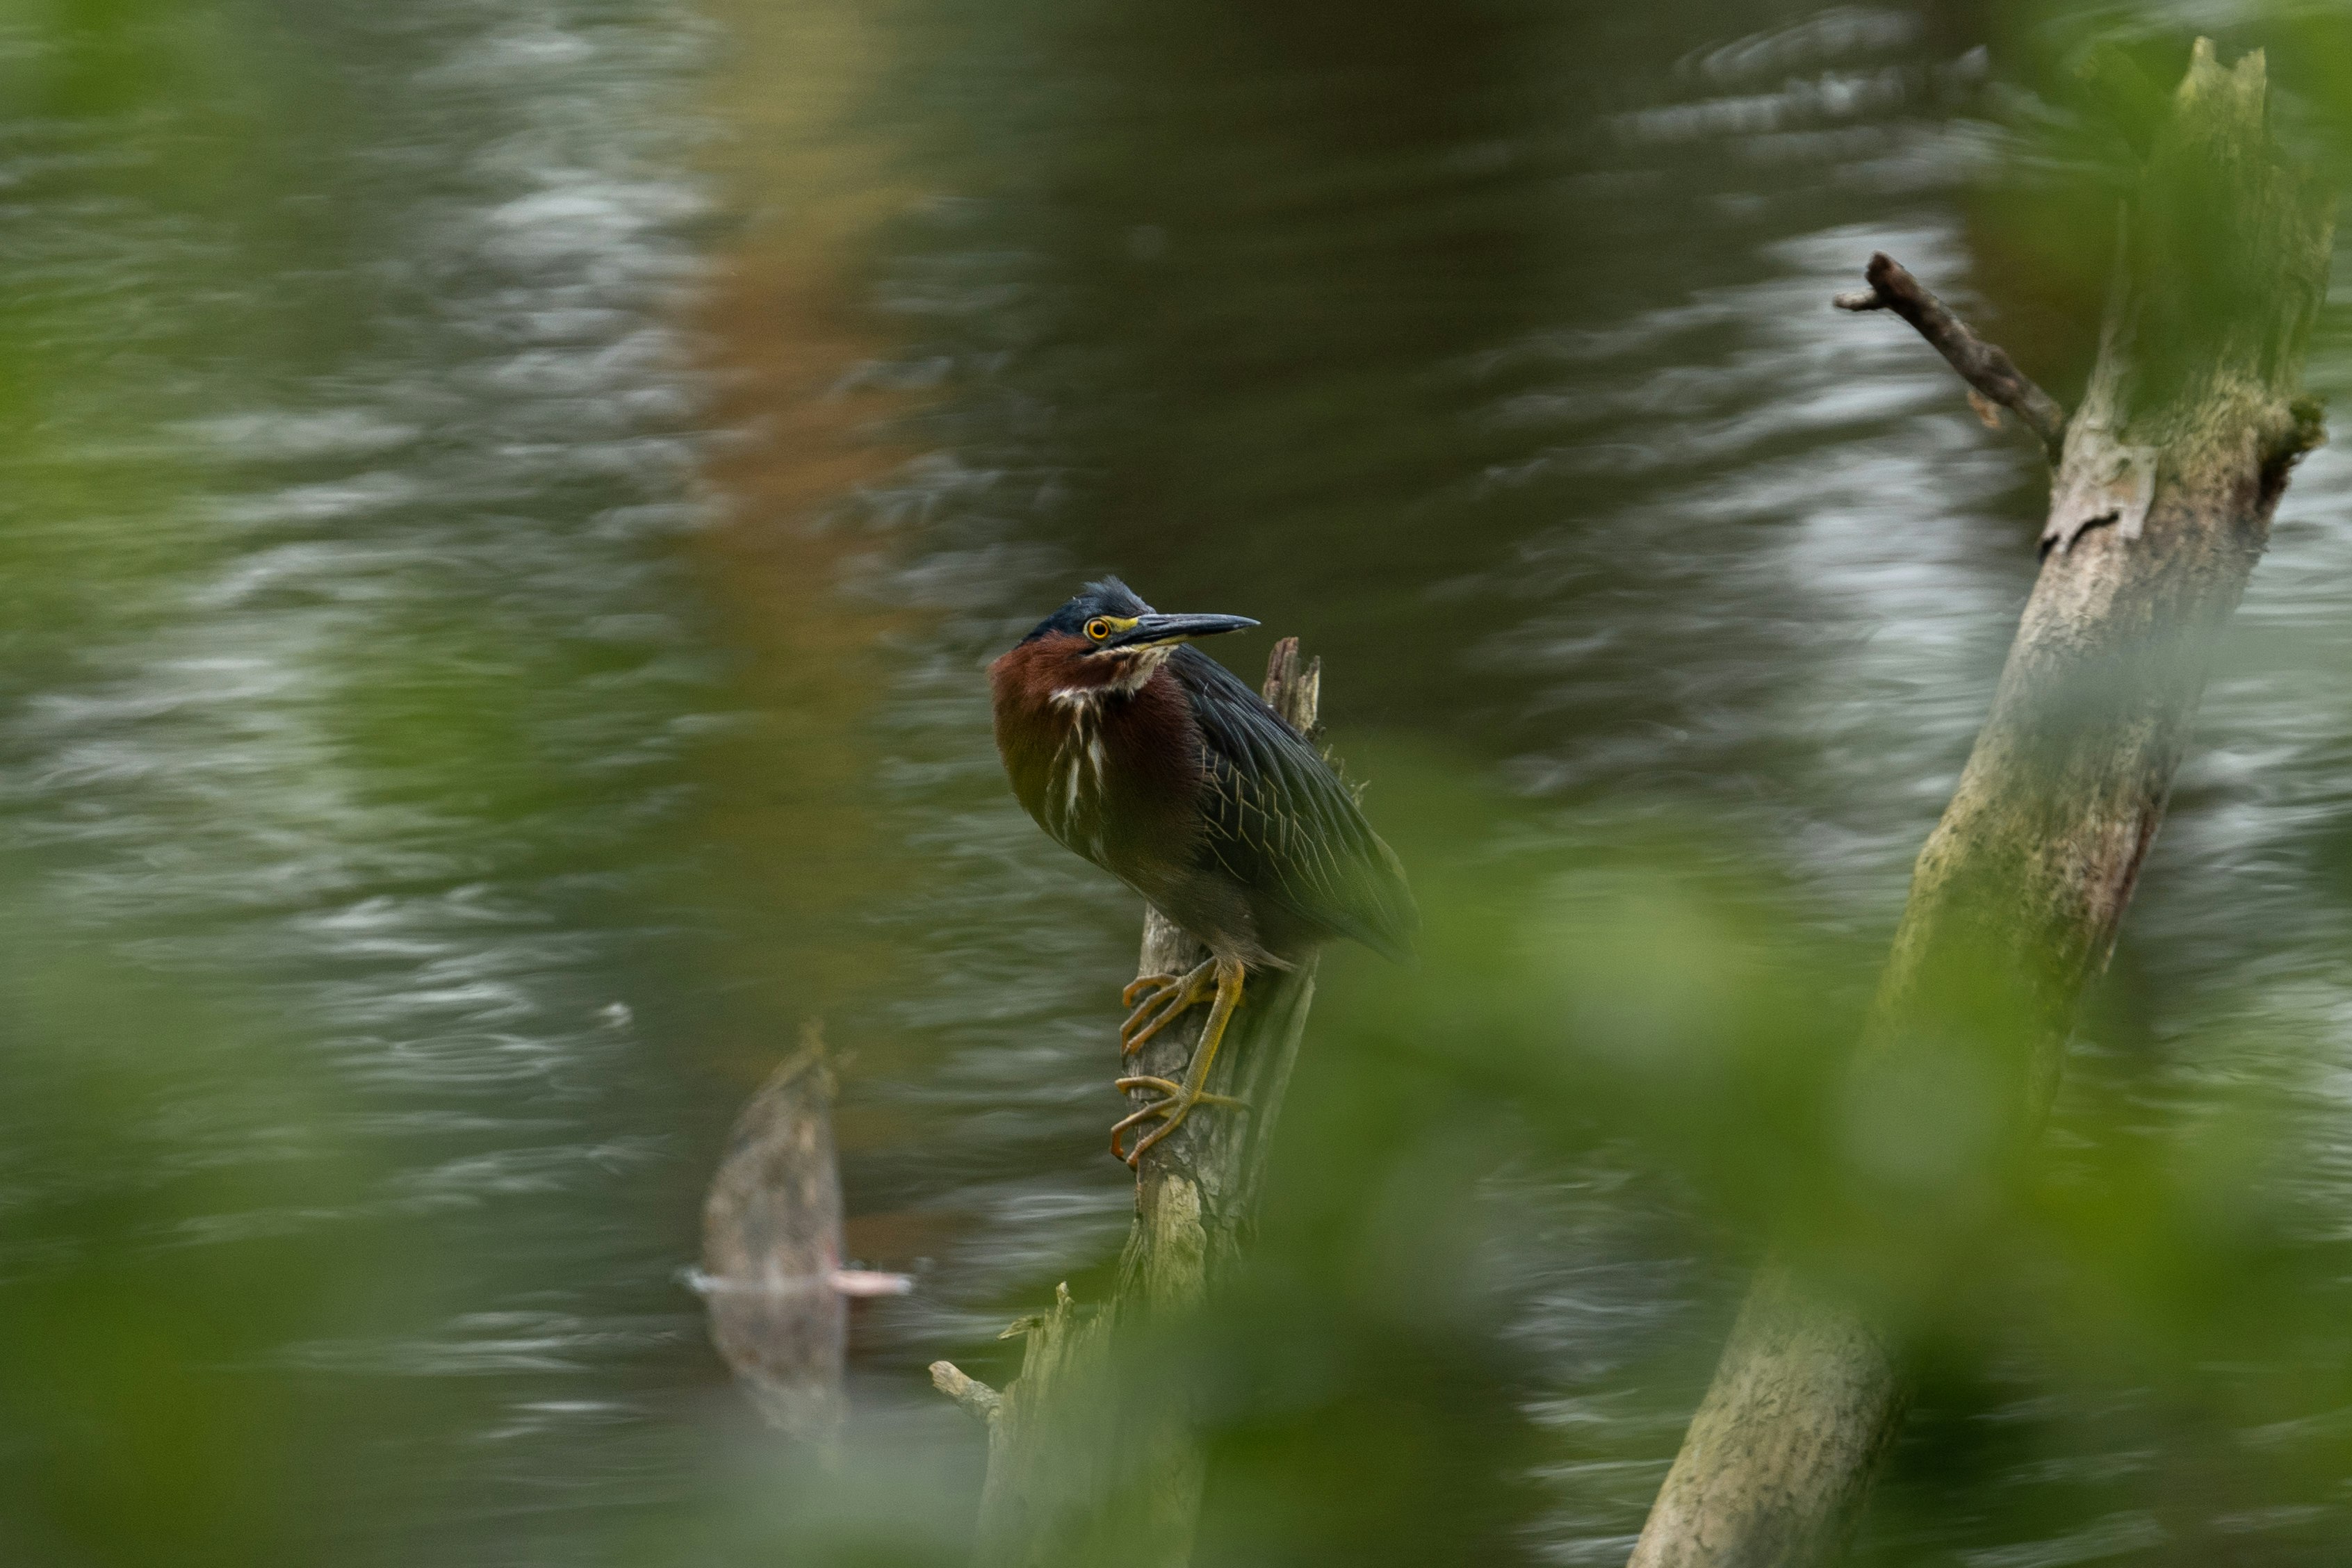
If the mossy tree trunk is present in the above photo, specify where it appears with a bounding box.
[1628,40,2333,1568]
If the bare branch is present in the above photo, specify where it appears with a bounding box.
[1837,251,2069,462]
[930,1360,1002,1423]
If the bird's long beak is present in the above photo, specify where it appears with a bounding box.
[1106,612,1259,649]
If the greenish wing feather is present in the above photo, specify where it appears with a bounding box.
[1170,647,1416,962]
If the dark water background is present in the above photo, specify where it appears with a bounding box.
[7,1,2352,1565]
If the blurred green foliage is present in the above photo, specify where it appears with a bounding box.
[981,762,2352,1566]
[0,917,413,1566]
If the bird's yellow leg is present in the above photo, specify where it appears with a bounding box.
[1109,958,1249,1167]
[1118,956,1218,1056]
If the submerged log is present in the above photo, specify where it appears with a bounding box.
[931,637,1327,1568]
[1628,40,2333,1568]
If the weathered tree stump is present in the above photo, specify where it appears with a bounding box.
[1628,40,2333,1568]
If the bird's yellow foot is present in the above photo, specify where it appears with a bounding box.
[1118,957,1218,1056]
[1109,1078,1249,1166]
[1120,970,1181,1009]
[1108,955,1249,1168]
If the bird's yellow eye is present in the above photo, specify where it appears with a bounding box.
[1084,617,1112,642]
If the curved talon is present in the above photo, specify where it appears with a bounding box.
[1109,1098,1181,1165]
[1108,1101,1164,1163]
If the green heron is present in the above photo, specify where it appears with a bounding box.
[990,578,1416,1166]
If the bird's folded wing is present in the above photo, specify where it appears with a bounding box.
[1173,647,1416,962]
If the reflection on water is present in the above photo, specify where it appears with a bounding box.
[6,0,2352,1563]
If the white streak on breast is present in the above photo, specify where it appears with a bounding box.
[1043,703,1098,844]
[1036,680,1130,860]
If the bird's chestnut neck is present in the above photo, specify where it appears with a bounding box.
[991,632,1172,708]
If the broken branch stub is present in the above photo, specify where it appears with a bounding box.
[1631,40,2332,1568]
[1835,251,2068,462]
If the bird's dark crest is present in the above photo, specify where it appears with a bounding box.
[1020,577,1153,644]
